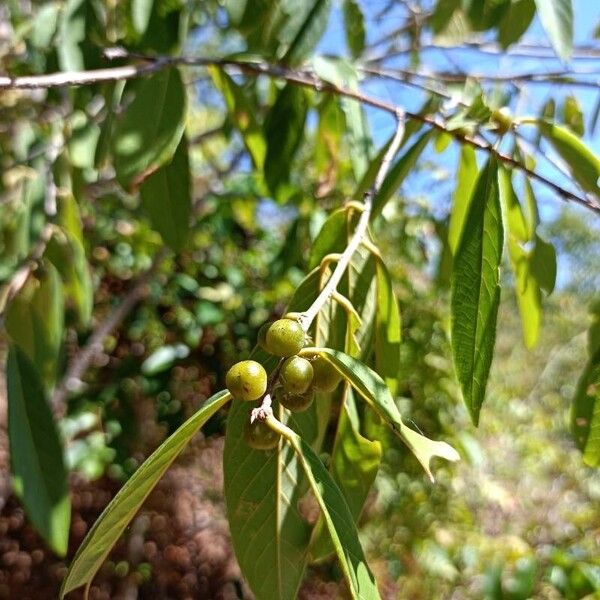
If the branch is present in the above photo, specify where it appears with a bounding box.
[52,249,167,415]
[298,111,406,332]
[2,50,598,214]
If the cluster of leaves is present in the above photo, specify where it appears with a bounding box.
[1,0,600,598]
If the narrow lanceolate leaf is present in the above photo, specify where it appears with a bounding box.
[451,158,503,425]
[5,261,64,389]
[209,68,266,169]
[140,135,191,251]
[45,196,93,328]
[283,0,332,65]
[538,123,600,196]
[271,417,381,600]
[374,257,401,395]
[342,0,365,58]
[534,0,573,62]
[264,84,308,195]
[7,347,70,556]
[60,390,231,598]
[571,311,600,467]
[311,387,382,561]
[499,166,541,349]
[498,0,536,48]
[308,349,460,481]
[112,68,186,188]
[448,145,478,254]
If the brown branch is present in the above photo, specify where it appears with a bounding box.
[2,50,598,214]
[52,249,167,415]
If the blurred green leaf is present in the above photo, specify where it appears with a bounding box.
[451,158,503,425]
[310,348,459,480]
[140,135,191,251]
[374,256,401,395]
[563,95,584,136]
[283,0,332,65]
[45,196,93,327]
[141,344,190,376]
[57,0,93,71]
[571,311,600,467]
[60,390,232,599]
[531,234,557,295]
[342,0,365,58]
[534,0,573,62]
[448,145,478,254]
[539,123,600,196]
[275,415,381,599]
[498,0,536,48]
[7,346,70,556]
[6,261,64,388]
[131,0,154,36]
[112,68,186,188]
[264,84,308,195]
[209,68,266,170]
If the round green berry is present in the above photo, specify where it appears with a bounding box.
[243,416,280,450]
[225,360,267,401]
[264,318,305,357]
[311,356,342,392]
[279,388,315,413]
[280,356,313,394]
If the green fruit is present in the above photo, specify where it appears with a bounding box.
[311,356,342,392]
[491,107,513,134]
[225,360,267,401]
[279,388,315,413]
[280,356,313,394]
[264,318,305,357]
[243,416,280,450]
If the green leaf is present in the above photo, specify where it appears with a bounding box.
[30,2,60,48]
[308,209,347,270]
[539,123,600,195]
[342,0,365,58]
[264,84,309,195]
[534,0,573,62]
[60,390,231,598]
[308,349,460,481]
[7,346,70,556]
[68,112,101,170]
[45,196,93,327]
[311,386,381,560]
[131,0,154,36]
[448,145,478,254]
[283,0,332,65]
[531,234,557,295]
[270,415,381,600]
[57,0,95,71]
[112,68,186,188]
[499,166,541,348]
[571,313,600,467]
[372,130,433,218]
[374,257,401,395]
[498,0,535,48]
[451,158,503,425]
[139,135,191,251]
[563,95,584,136]
[312,57,373,181]
[209,68,266,170]
[5,261,64,388]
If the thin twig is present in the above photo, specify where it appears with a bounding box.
[2,51,598,214]
[297,111,406,333]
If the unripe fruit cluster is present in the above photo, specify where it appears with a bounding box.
[226,316,343,450]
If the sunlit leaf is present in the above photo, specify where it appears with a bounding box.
[498,0,535,48]
[7,347,70,556]
[534,0,573,61]
[342,0,365,58]
[60,390,231,598]
[448,145,478,254]
[308,348,460,481]
[539,123,600,195]
[283,0,332,65]
[451,159,503,425]
[112,68,186,188]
